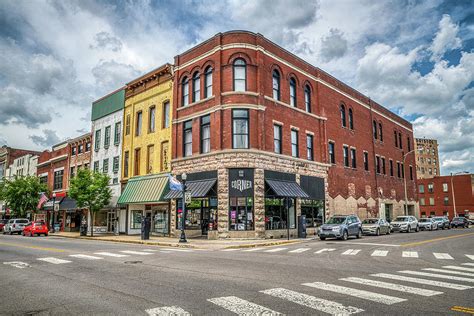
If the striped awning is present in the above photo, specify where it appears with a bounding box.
[118,173,170,204]
[164,179,217,199]
[265,179,309,198]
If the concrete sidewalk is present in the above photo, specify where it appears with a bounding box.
[51,231,313,250]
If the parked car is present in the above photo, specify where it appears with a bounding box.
[3,218,30,235]
[450,217,470,228]
[361,218,391,236]
[418,218,438,231]
[318,215,362,241]
[432,216,450,230]
[22,221,49,237]
[390,216,419,233]
[0,219,8,232]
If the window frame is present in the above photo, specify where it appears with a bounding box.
[104,125,111,148]
[373,120,378,139]
[289,77,297,107]
[192,71,201,103]
[350,148,356,168]
[329,142,335,164]
[123,151,129,178]
[113,156,119,173]
[379,123,383,141]
[306,134,314,161]
[343,145,349,167]
[233,58,246,92]
[291,129,299,158]
[364,152,369,171]
[134,148,141,176]
[162,101,170,129]
[114,122,121,145]
[125,114,131,136]
[182,76,189,106]
[183,120,193,157]
[304,85,311,112]
[53,170,64,191]
[232,109,249,149]
[340,104,346,127]
[273,124,282,154]
[272,69,281,100]
[204,66,213,98]
[94,129,101,151]
[200,115,211,154]
[135,111,142,136]
[103,158,109,174]
[148,106,156,133]
[348,108,354,130]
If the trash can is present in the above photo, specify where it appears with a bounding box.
[141,217,151,240]
[298,215,307,238]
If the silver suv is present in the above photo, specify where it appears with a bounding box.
[318,215,362,241]
[3,218,30,235]
[390,216,419,233]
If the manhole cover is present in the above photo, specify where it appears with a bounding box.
[124,261,142,264]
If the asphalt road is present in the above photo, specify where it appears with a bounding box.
[0,228,473,315]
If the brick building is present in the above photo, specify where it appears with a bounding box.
[418,174,473,219]
[168,31,417,239]
[415,138,440,179]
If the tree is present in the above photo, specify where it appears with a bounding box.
[69,169,111,237]
[1,176,48,218]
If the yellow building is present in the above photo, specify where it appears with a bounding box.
[118,64,173,235]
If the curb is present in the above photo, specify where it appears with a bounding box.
[222,239,305,249]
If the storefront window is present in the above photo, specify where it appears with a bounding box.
[229,197,254,231]
[93,210,107,227]
[265,198,296,230]
[301,199,324,227]
[176,198,217,232]
[131,210,142,229]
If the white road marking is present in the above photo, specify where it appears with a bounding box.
[145,306,190,316]
[243,247,265,252]
[315,248,336,254]
[466,255,474,261]
[261,287,363,315]
[342,249,361,256]
[398,270,474,283]
[423,268,474,277]
[402,251,418,258]
[163,248,192,252]
[336,242,400,247]
[462,263,474,266]
[371,250,388,257]
[94,252,129,258]
[142,249,158,252]
[289,248,310,253]
[207,296,281,315]
[221,248,240,252]
[303,282,406,305]
[37,257,72,264]
[120,250,153,255]
[69,254,103,260]
[3,261,30,269]
[442,265,474,273]
[372,273,472,290]
[433,253,454,260]
[264,247,288,253]
[340,277,443,297]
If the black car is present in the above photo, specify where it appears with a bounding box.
[450,217,469,228]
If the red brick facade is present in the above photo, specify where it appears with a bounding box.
[36,142,70,197]
[171,31,417,220]
[418,174,473,219]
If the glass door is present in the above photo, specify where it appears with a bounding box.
[107,211,116,232]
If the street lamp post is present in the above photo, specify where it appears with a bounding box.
[451,171,469,218]
[50,192,56,233]
[179,172,187,243]
[402,149,417,216]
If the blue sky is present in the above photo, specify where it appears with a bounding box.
[0,0,473,175]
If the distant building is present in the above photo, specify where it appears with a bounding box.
[415,138,440,179]
[4,153,39,179]
[417,174,473,219]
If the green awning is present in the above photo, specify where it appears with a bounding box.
[118,173,170,204]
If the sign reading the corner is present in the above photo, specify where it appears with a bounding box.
[229,168,254,197]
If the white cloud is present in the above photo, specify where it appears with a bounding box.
[429,14,462,60]
[320,28,348,62]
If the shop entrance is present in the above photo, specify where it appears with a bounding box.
[176,197,218,236]
[107,211,116,232]
[385,204,393,222]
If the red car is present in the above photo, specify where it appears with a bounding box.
[0,219,7,232]
[22,221,49,237]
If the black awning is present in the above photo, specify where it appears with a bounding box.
[265,179,309,198]
[164,179,217,199]
[59,197,78,211]
[43,198,63,210]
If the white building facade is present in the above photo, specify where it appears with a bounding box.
[5,154,39,179]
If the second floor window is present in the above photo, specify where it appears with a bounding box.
[71,146,76,155]
[272,70,281,100]
[103,158,109,174]
[364,152,369,171]
[93,161,99,173]
[350,148,356,168]
[394,130,398,147]
[397,162,401,178]
[104,126,111,148]
[428,183,434,193]
[114,122,121,145]
[348,108,354,129]
[182,77,189,106]
[233,59,246,91]
[373,120,378,139]
[443,183,448,192]
[304,85,311,112]
[134,148,141,176]
[398,132,402,149]
[163,101,170,129]
[329,142,335,164]
[204,66,213,98]
[149,106,156,133]
[200,115,211,154]
[94,129,101,151]
[307,134,314,161]
[382,157,386,174]
[379,123,383,141]
[123,151,129,178]
[290,77,297,107]
[390,160,394,176]
[183,120,193,157]
[232,109,249,149]
[274,124,282,154]
[113,156,119,173]
[135,111,142,136]
[419,184,424,193]
[125,114,131,135]
[53,170,63,190]
[146,145,154,174]
[291,129,299,157]
[192,72,200,102]
[343,146,349,167]
[376,156,381,173]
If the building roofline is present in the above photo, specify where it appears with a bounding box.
[93,86,126,105]
[126,63,172,88]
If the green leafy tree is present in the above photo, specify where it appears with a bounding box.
[2,176,48,218]
[69,169,111,237]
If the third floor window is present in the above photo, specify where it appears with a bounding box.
[233,59,246,91]
[200,115,210,154]
[204,66,213,98]
[232,109,249,149]
[304,85,311,113]
[135,111,142,136]
[273,124,282,154]
[192,71,200,103]
[272,70,281,100]
[182,77,189,106]
[289,77,297,107]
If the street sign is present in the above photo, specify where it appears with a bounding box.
[54,203,59,211]
[185,191,192,204]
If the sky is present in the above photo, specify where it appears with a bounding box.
[0,0,473,175]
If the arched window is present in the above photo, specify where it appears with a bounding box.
[182,77,189,107]
[233,59,246,91]
[192,71,200,103]
[373,120,378,139]
[340,104,346,127]
[290,77,297,107]
[379,123,383,141]
[304,85,311,112]
[204,66,213,98]
[272,70,280,100]
[348,108,354,129]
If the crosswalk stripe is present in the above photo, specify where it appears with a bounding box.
[398,270,474,283]
[207,296,281,315]
[315,248,335,254]
[69,254,103,260]
[120,250,153,255]
[433,253,454,260]
[164,248,192,252]
[3,261,30,269]
[261,287,363,315]
[145,306,190,315]
[222,248,240,252]
[462,263,474,266]
[371,250,388,257]
[423,268,474,277]
[37,257,71,264]
[342,249,361,256]
[243,247,265,252]
[264,247,288,253]
[442,265,474,273]
[303,282,406,305]
[142,249,158,252]
[94,252,129,258]
[340,277,443,297]
[372,273,472,290]
[289,248,310,253]
[402,251,418,258]
[466,255,474,260]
